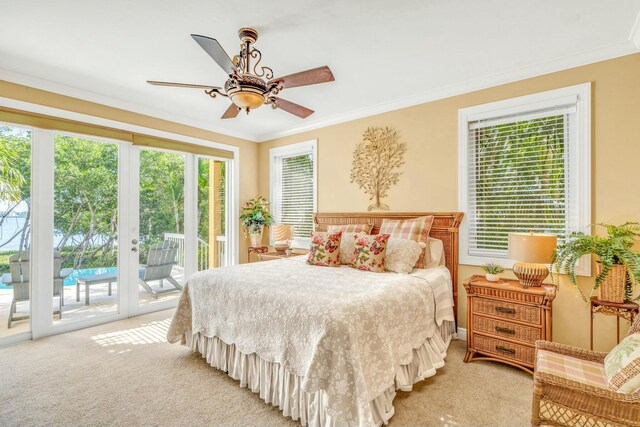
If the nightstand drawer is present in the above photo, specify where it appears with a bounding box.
[473,315,541,344]
[474,334,535,366]
[473,297,541,325]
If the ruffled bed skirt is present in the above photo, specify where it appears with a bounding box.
[184,322,454,427]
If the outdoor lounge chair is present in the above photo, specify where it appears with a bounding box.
[137,240,183,298]
[4,251,72,328]
[76,240,182,305]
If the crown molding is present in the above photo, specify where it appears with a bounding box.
[253,40,639,142]
[2,38,639,145]
[0,67,257,142]
[630,10,640,49]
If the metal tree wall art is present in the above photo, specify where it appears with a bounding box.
[350,127,406,211]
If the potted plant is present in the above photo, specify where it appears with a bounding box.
[552,222,640,303]
[481,262,504,282]
[240,196,274,247]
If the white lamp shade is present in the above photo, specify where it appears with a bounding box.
[508,233,557,264]
[272,224,293,242]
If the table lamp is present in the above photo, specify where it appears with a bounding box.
[508,232,557,288]
[272,224,293,255]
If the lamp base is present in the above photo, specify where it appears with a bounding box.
[513,262,549,288]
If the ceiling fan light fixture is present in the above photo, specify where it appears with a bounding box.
[230,90,265,110]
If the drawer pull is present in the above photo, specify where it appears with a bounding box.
[495,345,516,355]
[495,326,516,335]
[495,306,516,314]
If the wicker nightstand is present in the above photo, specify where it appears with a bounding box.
[463,275,556,374]
[257,251,303,262]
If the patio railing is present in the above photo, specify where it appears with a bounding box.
[163,233,226,270]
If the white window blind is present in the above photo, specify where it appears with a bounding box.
[467,106,575,257]
[458,84,591,273]
[270,141,317,247]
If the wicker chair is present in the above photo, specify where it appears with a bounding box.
[532,315,640,427]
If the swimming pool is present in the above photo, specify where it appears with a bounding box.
[0,266,117,289]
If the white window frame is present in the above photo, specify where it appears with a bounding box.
[458,83,591,275]
[269,140,317,249]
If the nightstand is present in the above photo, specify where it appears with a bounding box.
[463,275,556,374]
[257,251,302,262]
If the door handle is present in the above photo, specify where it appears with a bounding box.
[131,247,138,252]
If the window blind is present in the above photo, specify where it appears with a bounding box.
[466,105,576,258]
[275,153,314,239]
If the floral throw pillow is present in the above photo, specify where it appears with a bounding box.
[350,234,390,272]
[307,231,342,267]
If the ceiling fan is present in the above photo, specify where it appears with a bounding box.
[147,27,335,120]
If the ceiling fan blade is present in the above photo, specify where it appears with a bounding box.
[191,34,236,76]
[147,80,221,89]
[221,103,240,119]
[269,66,334,89]
[272,97,314,119]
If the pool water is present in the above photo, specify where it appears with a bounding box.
[62,267,118,286]
[0,266,118,289]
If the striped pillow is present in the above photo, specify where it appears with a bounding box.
[604,333,640,393]
[327,224,373,234]
[379,216,434,268]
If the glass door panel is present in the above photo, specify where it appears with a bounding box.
[197,157,227,271]
[53,134,119,325]
[0,125,32,340]
[137,148,185,308]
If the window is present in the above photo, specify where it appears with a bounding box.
[458,84,591,274]
[270,140,317,248]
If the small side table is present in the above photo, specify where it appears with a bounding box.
[590,297,639,350]
[247,246,268,263]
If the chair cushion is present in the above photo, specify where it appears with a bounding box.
[604,332,640,393]
[537,349,608,388]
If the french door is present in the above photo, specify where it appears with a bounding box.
[0,127,234,344]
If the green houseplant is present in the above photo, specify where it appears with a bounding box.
[481,262,504,282]
[240,196,274,247]
[552,222,640,302]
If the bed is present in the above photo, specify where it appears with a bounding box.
[167,212,463,427]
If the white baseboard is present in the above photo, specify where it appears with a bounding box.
[456,327,467,341]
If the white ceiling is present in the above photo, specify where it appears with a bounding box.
[1,0,639,142]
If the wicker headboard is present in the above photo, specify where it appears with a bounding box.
[314,212,464,326]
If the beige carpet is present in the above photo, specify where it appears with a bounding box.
[0,310,533,426]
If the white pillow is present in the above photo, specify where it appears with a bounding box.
[426,238,445,268]
[385,238,426,274]
[338,232,360,264]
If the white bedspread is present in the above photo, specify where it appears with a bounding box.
[167,256,454,425]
